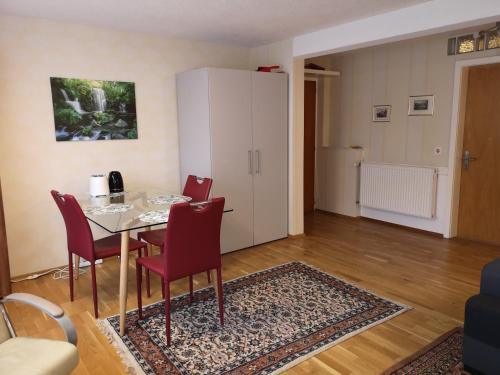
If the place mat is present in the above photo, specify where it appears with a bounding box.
[83,203,133,215]
[147,194,191,205]
[138,210,169,223]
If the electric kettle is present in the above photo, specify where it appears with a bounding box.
[89,174,109,197]
[108,171,124,193]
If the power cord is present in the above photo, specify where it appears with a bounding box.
[11,266,87,283]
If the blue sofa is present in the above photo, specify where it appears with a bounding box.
[464,258,500,374]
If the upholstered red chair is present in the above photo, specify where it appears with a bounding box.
[136,198,225,346]
[51,190,147,318]
[137,175,213,296]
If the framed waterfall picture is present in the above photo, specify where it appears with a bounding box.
[50,77,137,141]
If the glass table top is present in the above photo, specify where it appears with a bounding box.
[76,189,233,233]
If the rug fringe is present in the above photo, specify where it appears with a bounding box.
[96,319,147,375]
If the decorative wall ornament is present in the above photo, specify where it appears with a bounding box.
[408,95,434,116]
[50,77,137,142]
[372,105,391,122]
[447,23,500,55]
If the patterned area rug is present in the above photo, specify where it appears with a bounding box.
[98,262,409,375]
[382,327,468,375]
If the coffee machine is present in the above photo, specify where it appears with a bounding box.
[108,171,124,194]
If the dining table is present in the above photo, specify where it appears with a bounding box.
[76,188,233,335]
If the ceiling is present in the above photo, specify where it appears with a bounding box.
[0,0,430,47]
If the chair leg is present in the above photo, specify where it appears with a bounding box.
[145,245,151,298]
[189,275,193,303]
[68,253,74,302]
[164,281,171,346]
[161,278,165,298]
[136,262,143,319]
[91,261,98,318]
[216,268,224,326]
[207,270,211,283]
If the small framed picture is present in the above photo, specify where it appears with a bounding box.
[408,95,434,116]
[372,105,391,122]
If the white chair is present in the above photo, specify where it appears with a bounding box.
[0,293,79,375]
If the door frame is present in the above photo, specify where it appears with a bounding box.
[446,55,500,238]
[304,77,319,211]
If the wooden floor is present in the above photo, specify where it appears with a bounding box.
[7,212,500,374]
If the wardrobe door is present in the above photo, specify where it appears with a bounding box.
[252,72,288,245]
[208,69,254,252]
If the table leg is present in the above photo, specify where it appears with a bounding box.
[74,255,80,280]
[119,231,130,336]
[144,226,151,297]
[210,269,219,301]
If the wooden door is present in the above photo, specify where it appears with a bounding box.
[252,72,288,245]
[208,68,255,252]
[0,179,11,296]
[457,63,500,245]
[304,80,316,213]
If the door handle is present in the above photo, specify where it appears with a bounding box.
[462,150,477,170]
[248,150,253,175]
[255,150,261,175]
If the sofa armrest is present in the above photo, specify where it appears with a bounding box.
[480,259,500,298]
[2,293,77,345]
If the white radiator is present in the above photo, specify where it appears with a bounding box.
[360,163,437,218]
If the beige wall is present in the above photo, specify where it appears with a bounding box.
[310,27,500,211]
[311,29,500,165]
[0,15,250,276]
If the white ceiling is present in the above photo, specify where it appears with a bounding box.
[0,0,430,47]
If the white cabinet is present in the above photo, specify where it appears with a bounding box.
[176,68,288,252]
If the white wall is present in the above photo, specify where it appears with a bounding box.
[310,31,500,168]
[310,27,500,233]
[0,15,250,276]
[293,0,500,58]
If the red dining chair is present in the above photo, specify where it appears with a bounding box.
[136,197,225,346]
[51,190,147,318]
[137,175,213,296]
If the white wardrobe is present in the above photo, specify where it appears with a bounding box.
[176,68,288,253]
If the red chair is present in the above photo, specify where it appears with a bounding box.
[136,198,225,346]
[137,175,213,296]
[51,190,147,318]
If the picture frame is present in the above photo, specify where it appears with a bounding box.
[408,95,434,116]
[372,105,391,122]
[50,77,137,142]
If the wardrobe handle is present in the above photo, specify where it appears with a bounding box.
[255,150,261,175]
[248,150,253,174]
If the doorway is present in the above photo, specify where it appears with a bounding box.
[304,80,316,213]
[456,63,500,245]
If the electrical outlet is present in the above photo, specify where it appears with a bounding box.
[434,146,442,156]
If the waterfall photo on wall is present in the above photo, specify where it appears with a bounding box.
[50,77,137,141]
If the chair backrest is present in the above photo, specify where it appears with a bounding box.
[163,197,224,281]
[0,305,12,344]
[182,175,212,202]
[50,191,95,261]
